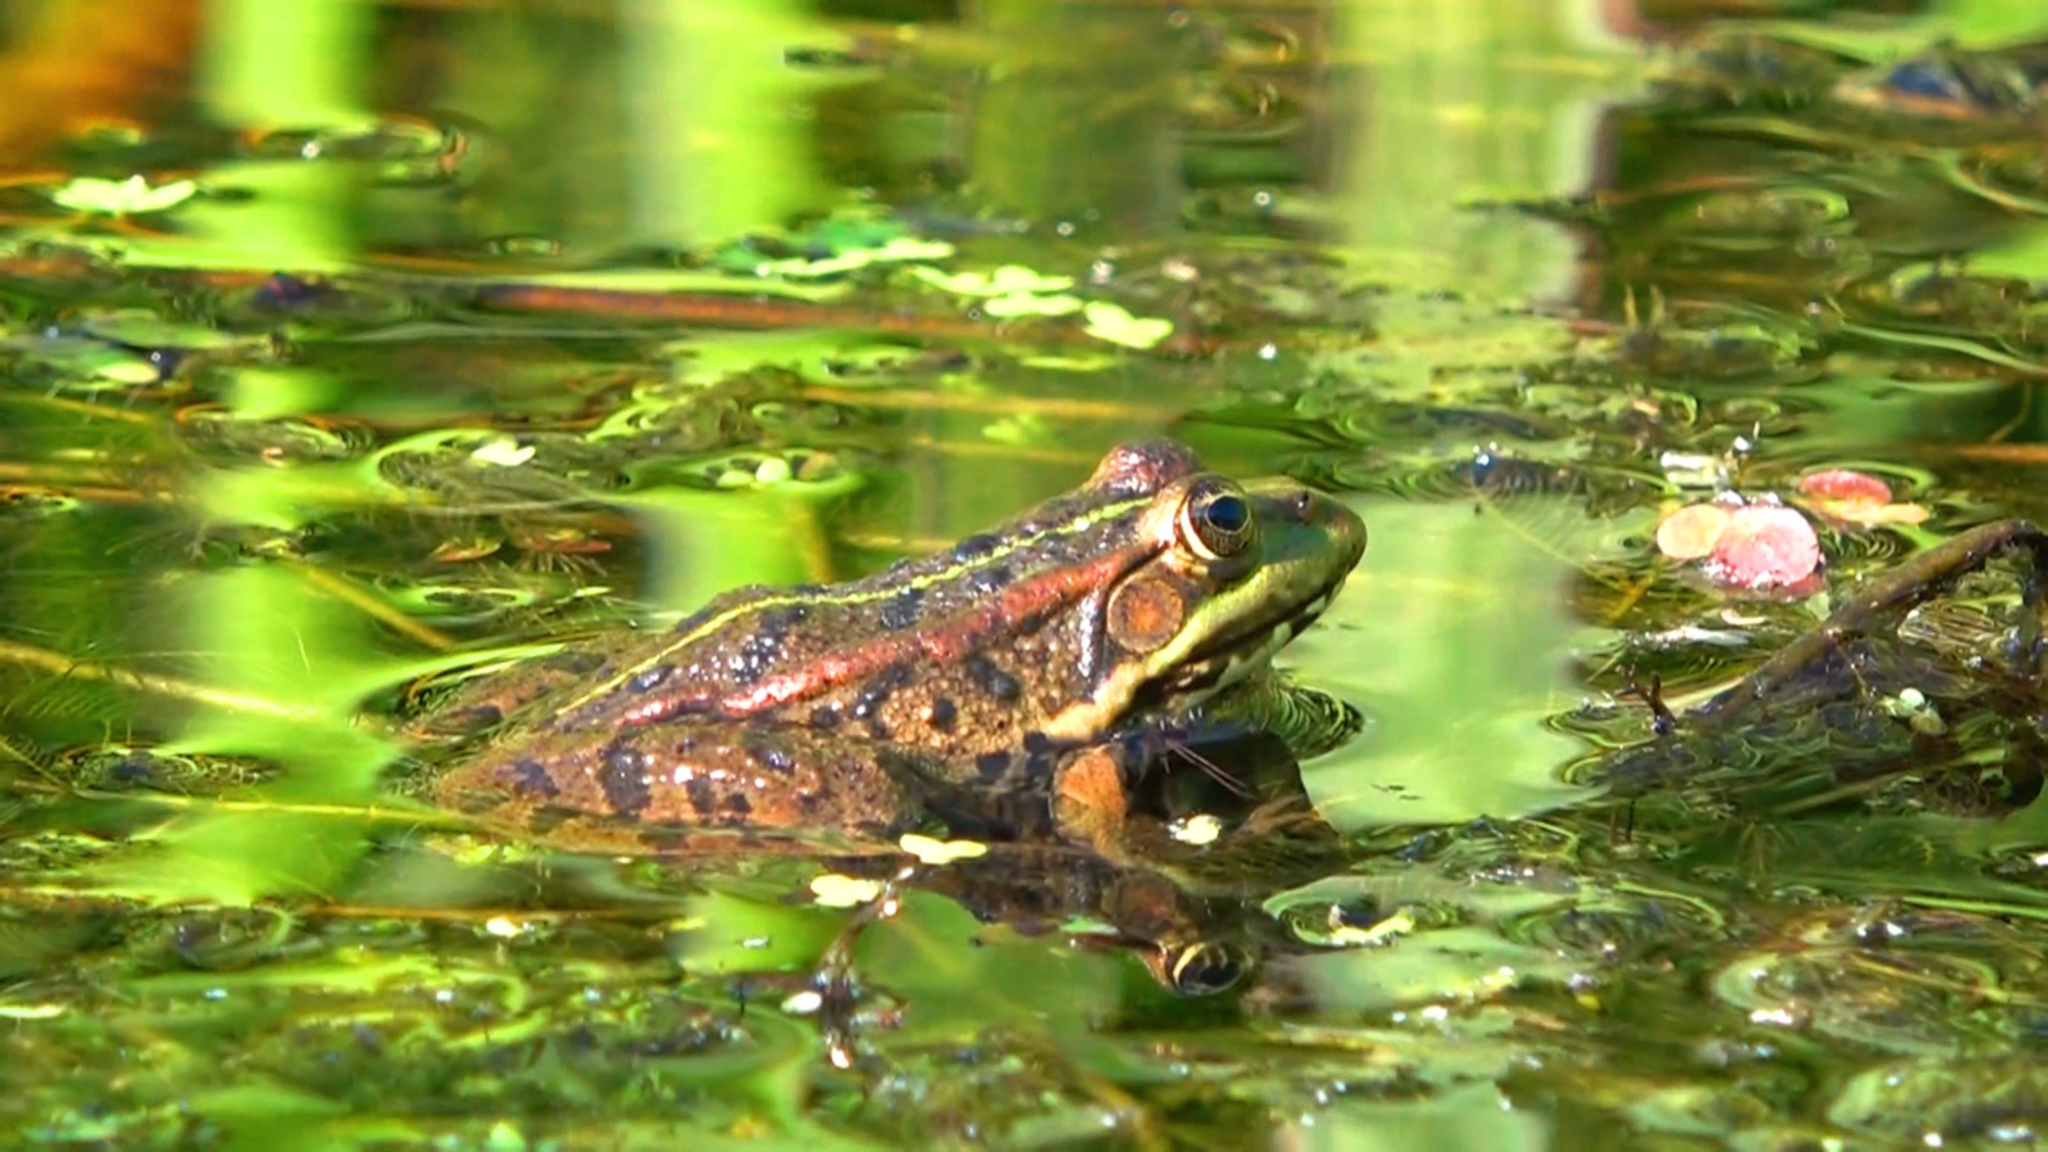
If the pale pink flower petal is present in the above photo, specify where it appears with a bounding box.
[1798,468,1892,504]
[1706,504,1821,590]
[1796,468,1928,528]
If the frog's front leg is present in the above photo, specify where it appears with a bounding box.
[1050,744,1136,857]
[1045,725,1302,865]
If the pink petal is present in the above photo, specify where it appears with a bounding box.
[1706,505,1821,590]
[1798,468,1892,505]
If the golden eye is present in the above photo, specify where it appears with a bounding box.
[1179,480,1256,560]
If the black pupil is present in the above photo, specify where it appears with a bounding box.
[1203,493,1249,534]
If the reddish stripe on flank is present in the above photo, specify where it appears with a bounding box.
[715,550,1140,714]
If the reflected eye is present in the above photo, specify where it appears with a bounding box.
[1179,480,1257,560]
[1165,941,1248,996]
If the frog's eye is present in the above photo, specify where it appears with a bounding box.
[1179,480,1256,560]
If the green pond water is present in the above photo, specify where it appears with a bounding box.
[5,1,2048,1149]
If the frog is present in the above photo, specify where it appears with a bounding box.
[414,438,1368,857]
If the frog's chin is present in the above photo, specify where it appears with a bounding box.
[1161,581,1343,708]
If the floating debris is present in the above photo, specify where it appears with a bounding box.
[1797,468,1929,527]
[1658,497,1822,591]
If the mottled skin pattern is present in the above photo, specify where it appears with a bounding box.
[422,440,1366,843]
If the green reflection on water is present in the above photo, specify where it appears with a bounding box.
[1298,500,1612,828]
[81,564,403,905]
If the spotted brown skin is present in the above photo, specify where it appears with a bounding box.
[424,439,1366,845]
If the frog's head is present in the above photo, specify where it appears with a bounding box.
[1042,440,1366,739]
